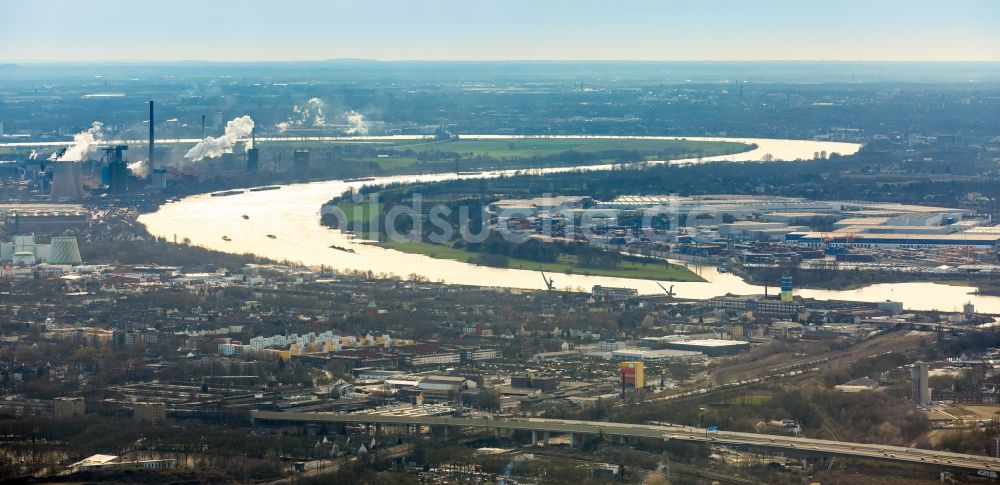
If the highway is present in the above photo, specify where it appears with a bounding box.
[252,411,1000,473]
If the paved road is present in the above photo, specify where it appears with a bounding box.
[252,411,1000,473]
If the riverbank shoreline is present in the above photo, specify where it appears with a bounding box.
[738,266,994,295]
[373,239,706,283]
[151,136,1000,312]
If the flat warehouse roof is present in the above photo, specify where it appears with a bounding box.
[671,339,748,347]
[798,232,1000,243]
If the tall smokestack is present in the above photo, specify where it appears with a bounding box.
[201,115,206,139]
[148,101,155,171]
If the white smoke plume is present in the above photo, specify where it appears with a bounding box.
[127,160,149,178]
[276,97,326,133]
[50,122,104,162]
[344,111,369,135]
[184,115,255,161]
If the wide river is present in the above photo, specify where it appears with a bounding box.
[139,135,1000,314]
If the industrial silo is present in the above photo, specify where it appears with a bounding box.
[48,236,82,265]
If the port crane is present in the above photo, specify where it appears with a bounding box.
[540,271,555,291]
[656,282,676,298]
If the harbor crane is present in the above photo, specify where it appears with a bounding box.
[656,282,675,298]
[540,271,555,291]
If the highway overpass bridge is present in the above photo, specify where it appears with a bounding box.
[252,411,1000,474]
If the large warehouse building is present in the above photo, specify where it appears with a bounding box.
[790,232,1000,250]
[663,339,751,357]
[0,204,89,234]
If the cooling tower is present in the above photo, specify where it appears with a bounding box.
[48,236,82,265]
[50,162,85,200]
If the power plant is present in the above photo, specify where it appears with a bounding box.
[19,101,270,202]
[1,235,82,266]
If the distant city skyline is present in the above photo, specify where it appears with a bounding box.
[1,0,998,62]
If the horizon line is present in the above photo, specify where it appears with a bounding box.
[3,58,1000,65]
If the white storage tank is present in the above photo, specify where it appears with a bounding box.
[12,251,35,266]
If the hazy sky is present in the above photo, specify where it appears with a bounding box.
[2,0,998,62]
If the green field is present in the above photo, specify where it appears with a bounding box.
[282,137,745,155]
[339,137,750,172]
[353,156,418,169]
[392,138,748,159]
[0,137,751,175]
[380,239,705,282]
[332,202,381,224]
[327,202,381,240]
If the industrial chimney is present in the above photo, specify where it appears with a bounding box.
[148,101,155,172]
